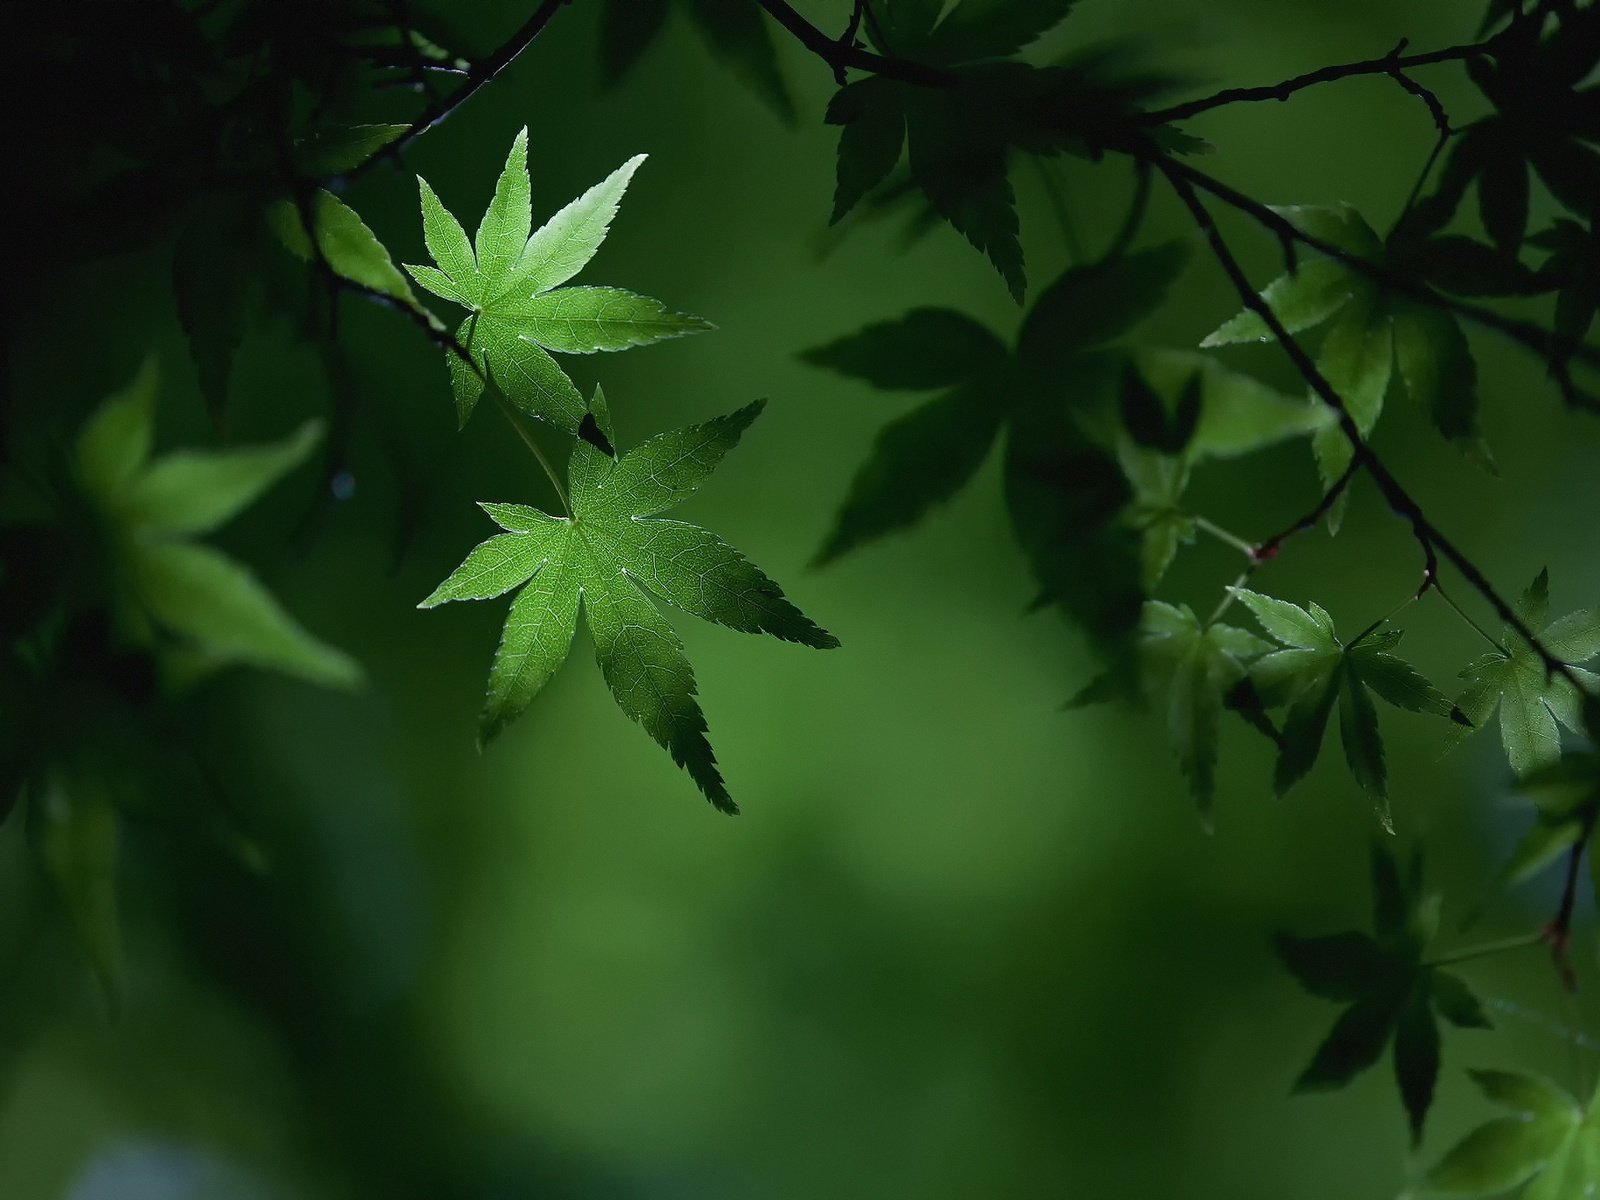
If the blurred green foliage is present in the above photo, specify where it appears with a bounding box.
[3,2,1600,1198]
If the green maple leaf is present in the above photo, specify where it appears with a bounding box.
[1073,600,1272,819]
[1417,1069,1598,1197]
[1201,204,1492,498]
[1234,589,1459,823]
[75,359,361,689]
[405,129,713,433]
[1280,845,1491,1146]
[1447,570,1600,776]
[420,396,836,812]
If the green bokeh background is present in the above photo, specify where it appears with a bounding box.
[3,1,1599,1196]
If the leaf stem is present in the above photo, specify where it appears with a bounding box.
[1432,578,1506,655]
[1426,931,1544,968]
[1350,592,1418,647]
[1030,157,1084,261]
[1194,515,1256,558]
[491,391,570,516]
[1206,569,1253,627]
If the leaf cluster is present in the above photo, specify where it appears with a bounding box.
[826,0,1182,298]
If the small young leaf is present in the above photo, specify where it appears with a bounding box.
[1200,258,1356,348]
[295,123,410,177]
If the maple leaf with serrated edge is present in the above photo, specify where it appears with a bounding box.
[75,359,361,690]
[405,129,713,434]
[1446,570,1600,777]
[1068,600,1272,820]
[420,396,836,813]
[1418,1069,1597,1197]
[1280,845,1491,1146]
[1233,588,1461,825]
[1201,204,1493,500]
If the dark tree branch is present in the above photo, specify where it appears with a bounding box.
[1250,459,1362,563]
[753,0,955,86]
[335,0,571,184]
[1137,37,1491,127]
[1542,812,1596,991]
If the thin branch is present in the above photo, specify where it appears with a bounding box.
[1251,459,1361,563]
[1138,37,1491,127]
[1543,814,1596,992]
[335,0,571,184]
[753,0,955,86]
[1427,931,1545,967]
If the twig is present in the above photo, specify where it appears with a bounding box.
[753,0,954,87]
[335,0,572,184]
[1194,515,1256,557]
[1427,931,1545,967]
[1139,37,1492,127]
[1543,816,1596,992]
[1250,459,1361,563]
